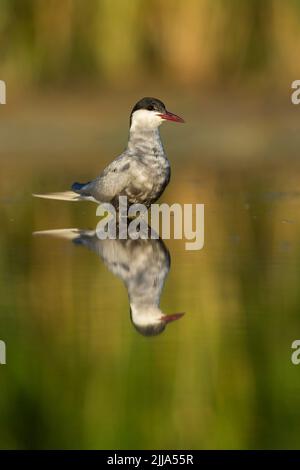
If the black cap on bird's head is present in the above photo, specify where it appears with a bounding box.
[130,97,184,128]
[131,97,166,115]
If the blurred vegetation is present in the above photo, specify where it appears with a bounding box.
[1,0,300,90]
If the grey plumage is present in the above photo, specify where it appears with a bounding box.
[33,97,184,208]
[79,128,170,209]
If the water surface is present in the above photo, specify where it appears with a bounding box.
[1,94,300,449]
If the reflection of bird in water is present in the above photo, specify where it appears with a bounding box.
[33,97,184,209]
[34,228,184,336]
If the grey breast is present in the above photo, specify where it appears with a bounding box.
[84,128,170,208]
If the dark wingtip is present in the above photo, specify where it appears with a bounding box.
[72,237,84,245]
[71,181,88,192]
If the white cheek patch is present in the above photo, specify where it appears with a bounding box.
[131,109,163,130]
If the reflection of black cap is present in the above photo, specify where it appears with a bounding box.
[131,319,166,337]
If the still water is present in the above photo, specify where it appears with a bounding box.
[1,95,300,449]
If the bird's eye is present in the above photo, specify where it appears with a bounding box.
[147,105,154,111]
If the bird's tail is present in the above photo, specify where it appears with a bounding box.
[33,228,95,240]
[32,191,81,202]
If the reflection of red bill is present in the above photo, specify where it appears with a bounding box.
[161,312,185,324]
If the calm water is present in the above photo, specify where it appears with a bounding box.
[1,94,300,449]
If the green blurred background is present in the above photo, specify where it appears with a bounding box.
[1,0,300,450]
[2,0,300,89]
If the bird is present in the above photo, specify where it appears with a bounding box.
[33,97,184,210]
[33,226,184,336]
